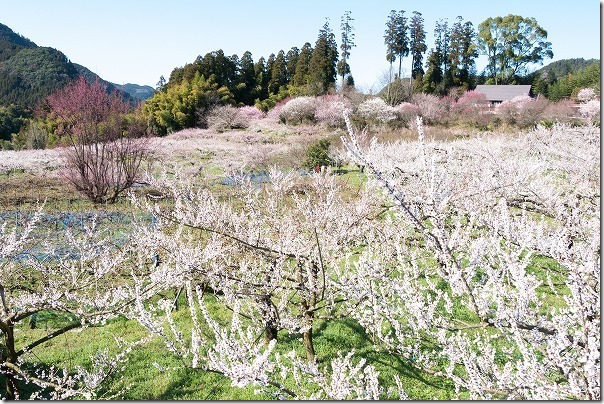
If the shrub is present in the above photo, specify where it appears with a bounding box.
[576,87,598,102]
[496,95,550,128]
[356,97,397,124]
[315,95,351,128]
[279,96,317,125]
[143,73,234,135]
[0,139,14,150]
[20,122,48,149]
[451,91,493,129]
[255,88,290,113]
[265,97,291,122]
[303,138,332,170]
[579,99,600,125]
[238,105,266,121]
[411,93,451,124]
[541,99,579,125]
[207,105,249,132]
[395,102,421,127]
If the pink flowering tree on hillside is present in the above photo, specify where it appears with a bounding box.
[450,90,493,128]
[44,77,150,204]
[314,95,352,127]
[495,94,550,128]
[410,93,451,124]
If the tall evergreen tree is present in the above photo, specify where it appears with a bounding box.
[239,51,258,105]
[308,19,338,94]
[293,42,313,87]
[393,10,409,78]
[409,11,427,80]
[268,50,287,95]
[423,49,443,94]
[423,19,450,94]
[254,56,269,100]
[384,10,398,101]
[195,49,238,90]
[436,19,451,87]
[337,10,355,93]
[285,47,299,83]
[448,16,478,89]
[384,10,409,103]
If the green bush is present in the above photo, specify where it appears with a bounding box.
[304,138,332,170]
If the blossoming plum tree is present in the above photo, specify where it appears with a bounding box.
[123,111,598,399]
[340,112,599,399]
[126,166,396,398]
[0,209,148,399]
[44,77,150,204]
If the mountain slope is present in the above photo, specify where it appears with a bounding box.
[0,23,141,107]
[0,22,36,62]
[532,58,599,79]
[0,46,79,106]
[114,83,154,100]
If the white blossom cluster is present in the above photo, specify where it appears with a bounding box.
[126,110,598,399]
[339,113,600,399]
[0,207,146,399]
[278,96,318,124]
[356,97,398,123]
[4,109,597,399]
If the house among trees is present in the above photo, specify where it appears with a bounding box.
[474,84,532,105]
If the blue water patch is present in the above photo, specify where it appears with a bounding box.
[0,210,153,263]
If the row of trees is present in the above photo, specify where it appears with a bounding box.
[160,17,344,108]
[532,61,600,101]
[145,17,346,135]
[383,11,554,98]
[144,10,556,134]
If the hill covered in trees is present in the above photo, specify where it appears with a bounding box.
[533,58,599,79]
[114,83,154,100]
[0,23,153,108]
[529,58,600,100]
[145,20,345,134]
[0,22,154,142]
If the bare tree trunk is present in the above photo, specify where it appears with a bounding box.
[387,63,393,103]
[260,294,278,343]
[3,324,18,400]
[297,260,317,362]
[303,326,315,362]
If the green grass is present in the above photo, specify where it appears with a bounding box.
[6,291,460,400]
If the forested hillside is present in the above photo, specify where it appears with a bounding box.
[0,23,147,142]
[534,58,599,78]
[529,58,600,100]
[114,83,154,100]
[0,46,79,106]
[0,23,150,108]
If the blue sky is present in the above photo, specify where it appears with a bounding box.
[1,0,601,91]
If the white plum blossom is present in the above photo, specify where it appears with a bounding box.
[576,87,598,102]
[356,97,397,123]
[278,96,317,124]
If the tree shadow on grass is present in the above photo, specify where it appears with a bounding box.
[311,317,455,399]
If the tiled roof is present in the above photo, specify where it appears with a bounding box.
[475,85,532,102]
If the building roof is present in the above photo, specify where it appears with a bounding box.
[474,85,532,102]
